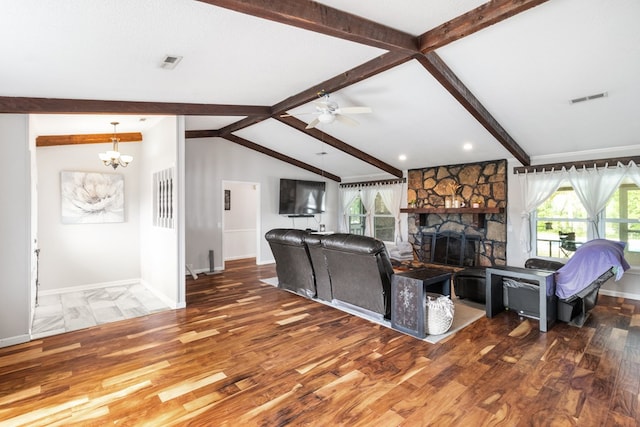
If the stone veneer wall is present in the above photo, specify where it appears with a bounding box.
[407,159,507,267]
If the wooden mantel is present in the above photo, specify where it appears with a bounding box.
[401,206,504,228]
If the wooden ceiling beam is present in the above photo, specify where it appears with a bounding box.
[216,115,271,138]
[36,132,142,147]
[197,0,418,53]
[272,51,412,116]
[0,96,271,116]
[276,116,403,178]
[414,52,530,166]
[213,51,412,138]
[203,0,541,169]
[418,0,550,52]
[224,134,341,182]
[184,129,221,139]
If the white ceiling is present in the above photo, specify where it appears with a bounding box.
[4,0,640,181]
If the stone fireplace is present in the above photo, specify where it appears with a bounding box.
[406,159,507,267]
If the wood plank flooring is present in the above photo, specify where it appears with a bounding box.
[0,258,639,426]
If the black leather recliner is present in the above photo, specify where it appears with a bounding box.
[320,233,394,319]
[265,228,316,298]
[304,233,332,302]
[524,257,613,326]
[524,258,565,271]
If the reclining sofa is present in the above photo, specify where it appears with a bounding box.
[264,229,316,298]
[265,229,394,319]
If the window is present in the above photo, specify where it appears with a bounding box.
[373,194,395,242]
[347,193,395,242]
[604,182,640,265]
[535,180,640,265]
[348,196,365,236]
[535,185,588,259]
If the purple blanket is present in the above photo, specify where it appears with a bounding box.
[555,239,630,299]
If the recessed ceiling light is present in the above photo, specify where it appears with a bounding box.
[398,154,407,161]
[463,143,473,151]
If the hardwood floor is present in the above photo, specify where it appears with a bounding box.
[1,258,638,426]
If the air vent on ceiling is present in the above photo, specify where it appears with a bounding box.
[161,55,183,70]
[570,91,608,104]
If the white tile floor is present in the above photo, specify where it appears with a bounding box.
[31,283,171,339]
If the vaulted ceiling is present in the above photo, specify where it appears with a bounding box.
[2,0,639,182]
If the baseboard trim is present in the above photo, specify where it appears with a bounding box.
[224,254,256,261]
[39,279,140,296]
[600,289,640,301]
[0,334,30,349]
[190,267,224,274]
[139,279,181,310]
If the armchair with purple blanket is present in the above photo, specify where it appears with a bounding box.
[525,239,630,326]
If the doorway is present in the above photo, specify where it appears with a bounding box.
[221,181,261,270]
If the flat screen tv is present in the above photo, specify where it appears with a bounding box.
[278,178,326,216]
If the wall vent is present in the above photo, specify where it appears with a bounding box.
[570,91,608,104]
[161,55,183,70]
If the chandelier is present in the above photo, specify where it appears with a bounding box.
[98,121,133,169]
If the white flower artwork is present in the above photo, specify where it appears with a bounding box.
[60,171,124,224]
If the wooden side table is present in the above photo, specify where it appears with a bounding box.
[391,268,452,338]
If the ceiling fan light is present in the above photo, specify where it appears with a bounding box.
[318,112,335,124]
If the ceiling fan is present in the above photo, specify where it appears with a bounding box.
[282,91,372,129]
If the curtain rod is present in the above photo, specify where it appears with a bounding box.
[513,155,640,174]
[339,177,406,188]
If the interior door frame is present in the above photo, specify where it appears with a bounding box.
[220,180,261,270]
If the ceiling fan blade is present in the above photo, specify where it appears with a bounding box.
[335,114,359,127]
[280,111,316,117]
[305,118,320,129]
[336,106,372,115]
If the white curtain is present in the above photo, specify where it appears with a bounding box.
[339,188,360,232]
[567,164,627,238]
[360,186,378,237]
[518,170,564,253]
[378,183,404,243]
[626,161,640,188]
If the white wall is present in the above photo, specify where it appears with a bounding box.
[139,117,185,308]
[35,142,142,290]
[185,137,339,270]
[0,115,31,347]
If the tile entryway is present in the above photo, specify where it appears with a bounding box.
[31,283,170,339]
